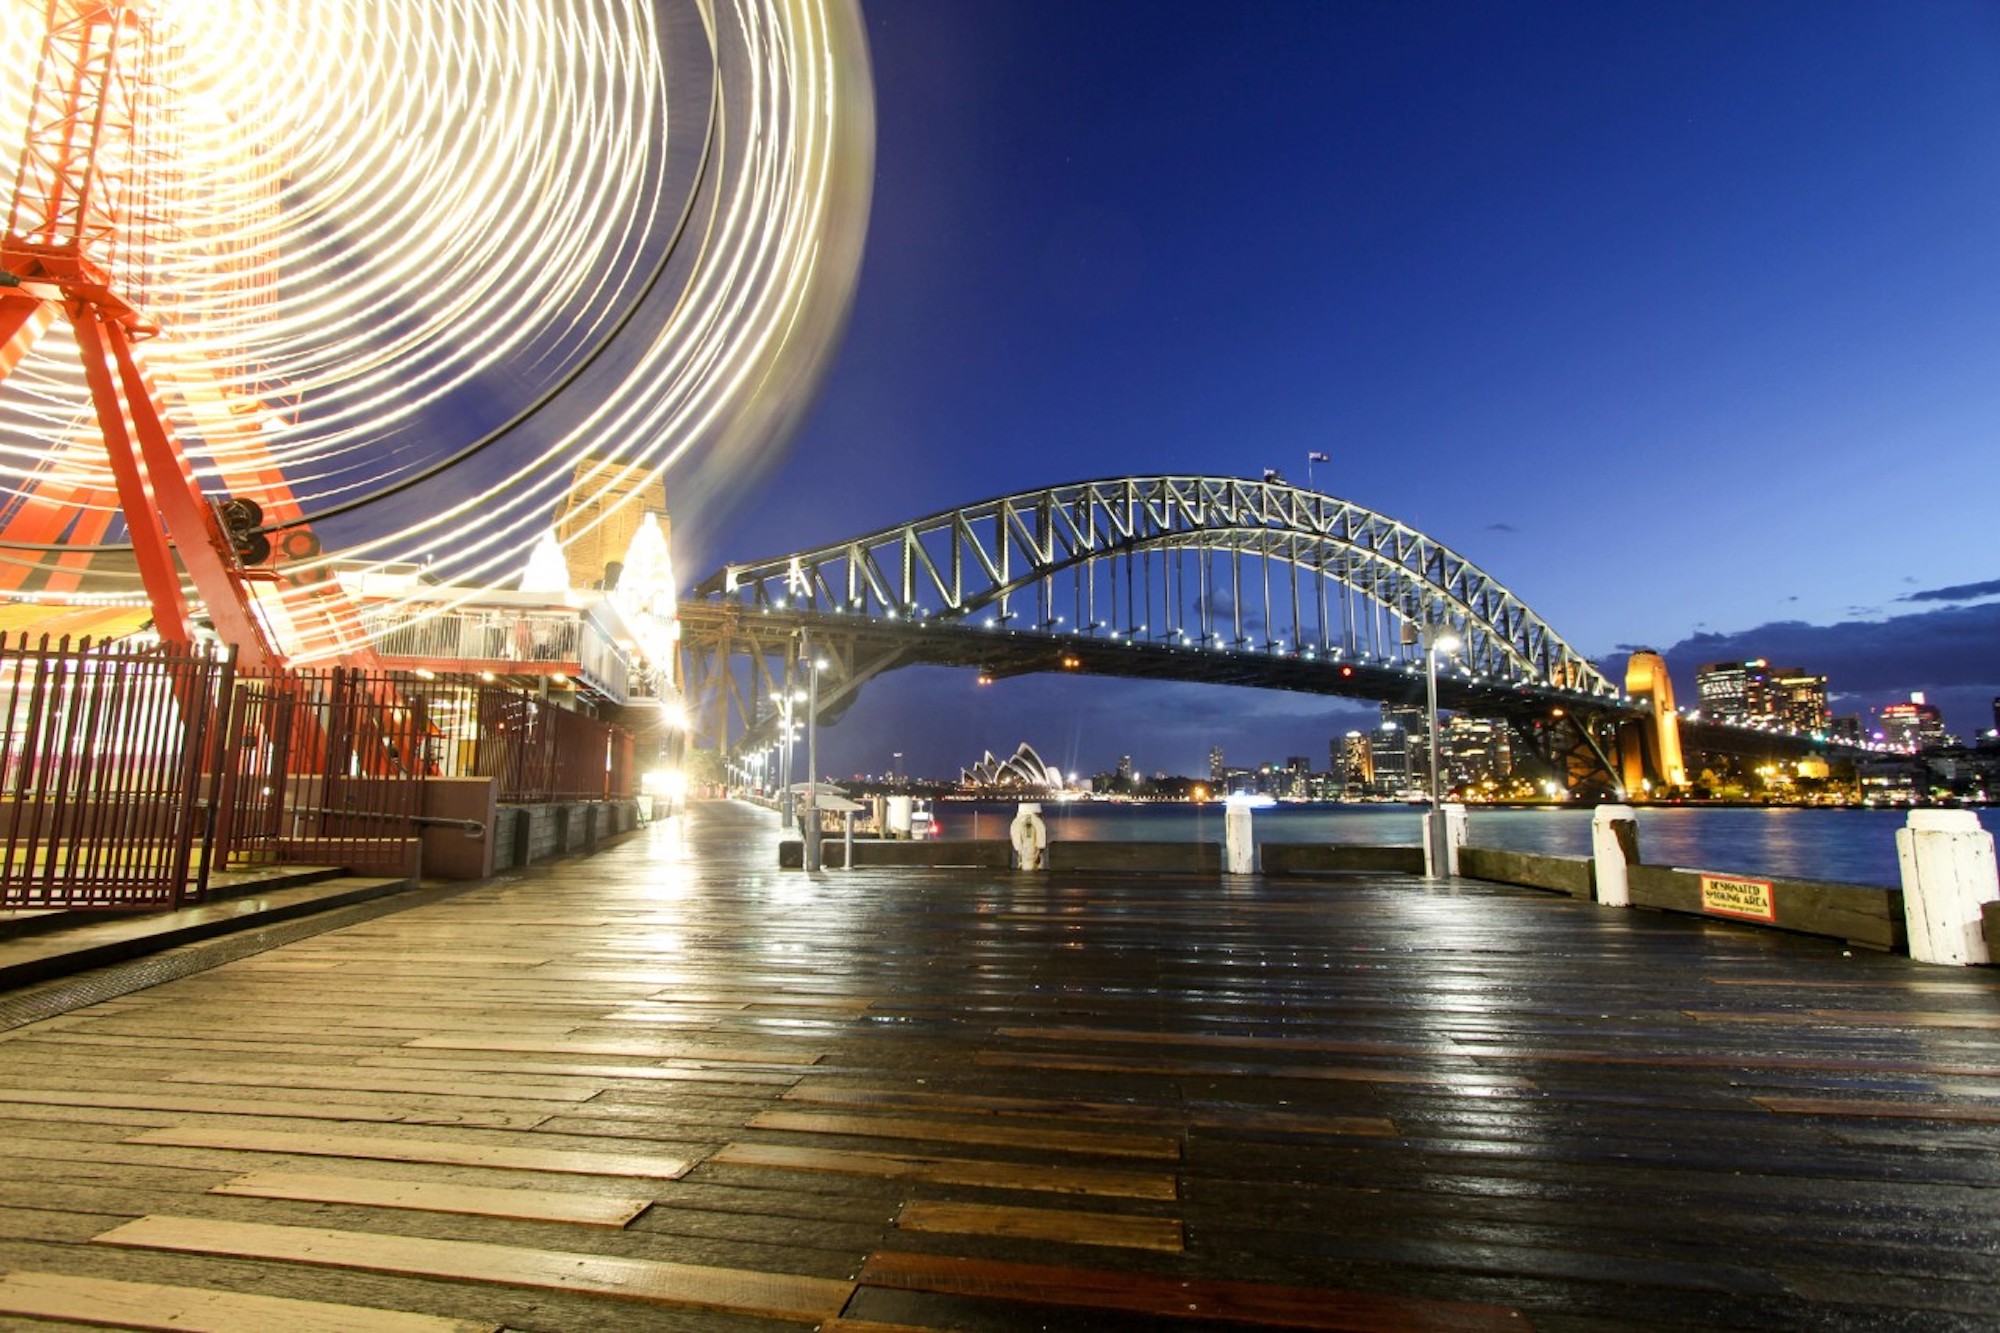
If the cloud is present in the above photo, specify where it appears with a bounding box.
[1485,522,1519,534]
[1636,600,2000,735]
[1901,577,2000,604]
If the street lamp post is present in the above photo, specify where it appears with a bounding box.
[1420,622,1461,879]
[775,695,789,814]
[803,630,823,871]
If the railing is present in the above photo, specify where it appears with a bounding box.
[0,635,228,909]
[0,635,636,911]
[462,682,629,803]
[360,602,632,702]
[212,667,432,879]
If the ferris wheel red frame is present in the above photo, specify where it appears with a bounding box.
[0,0,368,669]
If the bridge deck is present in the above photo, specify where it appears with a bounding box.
[0,801,1994,1329]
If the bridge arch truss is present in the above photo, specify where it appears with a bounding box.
[684,476,1619,754]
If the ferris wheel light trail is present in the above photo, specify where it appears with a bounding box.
[0,0,873,663]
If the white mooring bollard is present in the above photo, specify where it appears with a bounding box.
[1424,803,1468,877]
[1897,809,1998,966]
[1591,804,1639,907]
[1224,802,1255,874]
[1010,802,1048,871]
[1441,802,1468,877]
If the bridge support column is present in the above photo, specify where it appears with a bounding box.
[1897,809,1997,966]
[1591,804,1639,906]
[1225,803,1255,875]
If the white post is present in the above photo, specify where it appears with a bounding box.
[1591,804,1639,906]
[842,808,854,871]
[1225,802,1255,874]
[1010,802,1047,871]
[803,632,819,871]
[885,795,913,839]
[1898,809,1997,966]
[1442,802,1468,877]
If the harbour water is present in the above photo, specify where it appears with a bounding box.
[931,801,2000,889]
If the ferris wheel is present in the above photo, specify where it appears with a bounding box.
[0,0,873,666]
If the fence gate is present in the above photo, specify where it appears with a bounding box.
[212,667,428,878]
[0,636,231,910]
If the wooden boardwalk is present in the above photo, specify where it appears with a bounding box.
[0,800,1995,1331]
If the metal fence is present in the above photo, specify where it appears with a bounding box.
[211,667,433,880]
[0,636,227,910]
[0,635,634,911]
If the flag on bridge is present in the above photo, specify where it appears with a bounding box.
[1307,451,1330,463]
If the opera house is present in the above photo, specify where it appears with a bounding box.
[959,742,1068,795]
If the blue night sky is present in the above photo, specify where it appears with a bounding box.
[689,0,2000,781]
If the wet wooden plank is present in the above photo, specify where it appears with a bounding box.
[1688,1009,2000,1030]
[162,1068,605,1102]
[1753,1096,2000,1124]
[0,1087,551,1129]
[402,1034,823,1065]
[782,1083,1177,1123]
[360,1054,799,1086]
[897,1199,1183,1252]
[997,1024,1469,1058]
[748,1109,1181,1160]
[210,1169,653,1227]
[976,1051,1534,1090]
[709,1142,1177,1200]
[125,1126,692,1179]
[0,1270,499,1332]
[94,1215,853,1322]
[1448,1041,2000,1081]
[1707,977,2000,995]
[856,1250,1529,1331]
[781,1084,1398,1137]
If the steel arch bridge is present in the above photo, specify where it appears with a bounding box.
[677,475,1673,782]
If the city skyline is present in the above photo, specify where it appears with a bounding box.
[684,1,2000,778]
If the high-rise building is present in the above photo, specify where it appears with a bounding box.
[1373,723,1411,794]
[1769,669,1829,733]
[1696,660,1772,724]
[1379,702,1428,793]
[1208,746,1225,783]
[1879,694,1948,752]
[1339,731,1374,798]
[1116,755,1134,786]
[1440,714,1510,788]
[1698,659,1830,732]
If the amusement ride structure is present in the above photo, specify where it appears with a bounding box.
[0,0,872,909]
[0,0,873,667]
